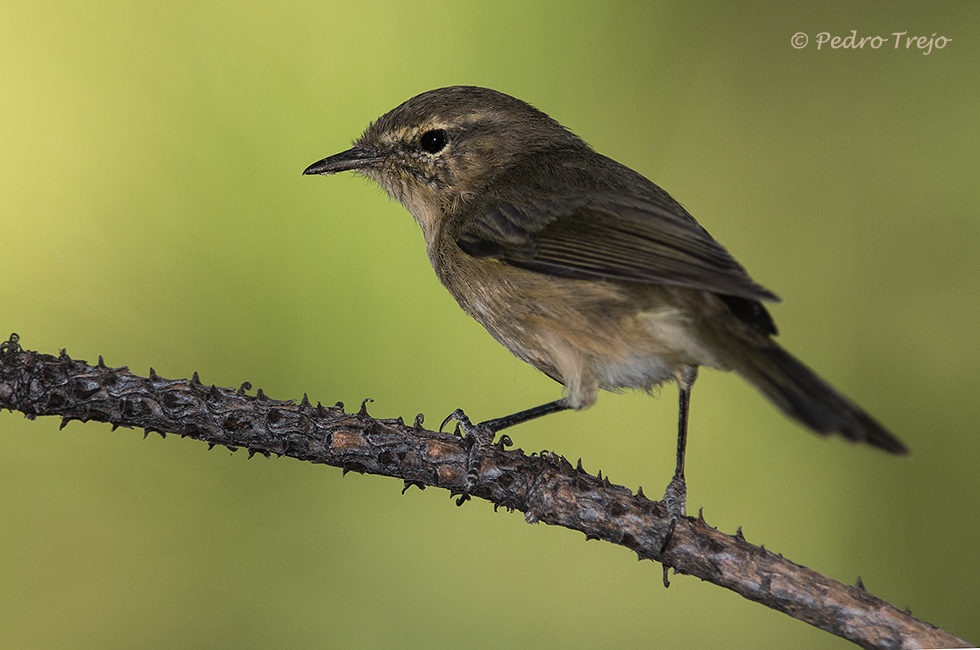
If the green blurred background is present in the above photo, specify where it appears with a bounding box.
[2,1,978,648]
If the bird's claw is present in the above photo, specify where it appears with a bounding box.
[440,408,471,434]
[660,474,687,553]
[440,408,496,506]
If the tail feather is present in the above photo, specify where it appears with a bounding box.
[731,343,907,455]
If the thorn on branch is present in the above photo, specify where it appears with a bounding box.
[493,434,512,450]
[358,398,373,416]
[342,463,367,477]
[402,480,426,494]
[0,333,21,354]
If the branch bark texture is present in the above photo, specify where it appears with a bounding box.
[0,337,971,649]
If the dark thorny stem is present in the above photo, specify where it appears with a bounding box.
[0,335,970,650]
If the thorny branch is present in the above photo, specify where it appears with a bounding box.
[0,335,971,650]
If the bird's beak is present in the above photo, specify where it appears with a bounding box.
[302,147,384,175]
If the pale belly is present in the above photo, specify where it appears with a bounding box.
[446,259,726,409]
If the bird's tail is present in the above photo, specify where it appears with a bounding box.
[720,339,907,455]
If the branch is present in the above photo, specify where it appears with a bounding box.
[0,335,970,649]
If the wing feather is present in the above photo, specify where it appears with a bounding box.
[456,193,779,303]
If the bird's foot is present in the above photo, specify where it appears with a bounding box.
[441,409,497,506]
[660,474,687,553]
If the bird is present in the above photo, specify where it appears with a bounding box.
[303,85,907,539]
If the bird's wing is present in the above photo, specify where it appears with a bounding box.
[456,192,780,304]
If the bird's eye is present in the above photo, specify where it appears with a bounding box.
[419,129,448,154]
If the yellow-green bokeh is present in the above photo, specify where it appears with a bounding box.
[2,1,978,648]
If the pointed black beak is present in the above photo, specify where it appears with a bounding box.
[302,147,384,176]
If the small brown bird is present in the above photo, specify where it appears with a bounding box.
[304,86,906,533]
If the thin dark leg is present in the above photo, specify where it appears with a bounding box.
[440,398,569,434]
[674,366,697,487]
[480,399,570,431]
[442,399,571,505]
[662,365,698,555]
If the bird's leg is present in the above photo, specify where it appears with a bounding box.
[661,365,698,552]
[441,399,570,505]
